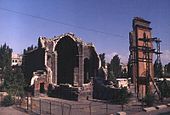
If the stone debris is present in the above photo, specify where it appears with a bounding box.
[116,111,126,115]
[156,105,167,109]
[143,107,156,112]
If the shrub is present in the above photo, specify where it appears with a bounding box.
[158,80,170,98]
[47,84,53,97]
[143,93,155,106]
[1,95,14,106]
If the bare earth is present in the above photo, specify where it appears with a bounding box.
[0,106,29,115]
[0,105,170,115]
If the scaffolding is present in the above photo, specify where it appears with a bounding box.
[138,36,162,99]
[154,38,162,79]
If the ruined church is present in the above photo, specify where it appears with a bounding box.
[23,33,99,99]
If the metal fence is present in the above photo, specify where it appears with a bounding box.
[0,94,146,115]
[1,93,170,114]
[15,97,143,115]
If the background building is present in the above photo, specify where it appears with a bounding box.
[11,53,22,66]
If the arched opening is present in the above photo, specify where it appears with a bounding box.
[89,48,99,79]
[84,58,90,83]
[47,55,52,68]
[40,82,45,93]
[55,36,79,85]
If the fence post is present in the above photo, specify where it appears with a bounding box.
[31,97,32,112]
[106,103,108,115]
[50,101,51,115]
[68,104,71,115]
[39,99,41,115]
[61,102,63,115]
[27,96,28,110]
[89,103,91,115]
[0,94,2,106]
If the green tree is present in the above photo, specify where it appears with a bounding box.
[99,53,106,68]
[108,55,121,80]
[164,62,170,77]
[154,59,163,78]
[1,95,14,106]
[111,87,130,110]
[13,67,26,96]
[107,63,115,81]
[143,93,155,107]
[4,67,26,96]
[0,43,25,97]
[127,59,132,78]
[158,79,170,98]
[121,68,128,78]
[3,67,13,91]
[0,43,12,68]
[0,43,12,90]
[167,63,170,73]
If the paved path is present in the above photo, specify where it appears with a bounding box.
[0,106,29,115]
[35,96,170,115]
[133,108,170,115]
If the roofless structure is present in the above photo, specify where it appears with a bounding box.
[23,33,99,99]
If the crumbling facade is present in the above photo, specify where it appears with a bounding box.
[23,33,99,98]
[129,17,154,99]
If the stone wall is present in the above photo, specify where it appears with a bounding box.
[23,33,99,99]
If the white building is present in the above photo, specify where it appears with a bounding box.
[116,78,129,89]
[11,53,22,66]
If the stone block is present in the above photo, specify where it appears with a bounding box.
[156,105,167,109]
[143,107,156,112]
[116,111,126,115]
[167,103,170,107]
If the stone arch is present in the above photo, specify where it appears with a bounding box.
[55,36,79,85]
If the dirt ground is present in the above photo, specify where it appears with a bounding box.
[0,106,29,115]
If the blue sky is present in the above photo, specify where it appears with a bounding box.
[0,0,170,65]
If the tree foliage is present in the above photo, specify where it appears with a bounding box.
[121,68,128,78]
[3,66,26,97]
[143,93,155,107]
[0,43,26,96]
[164,62,170,77]
[154,59,163,78]
[107,63,115,81]
[167,63,170,73]
[0,43,12,90]
[0,43,12,74]
[99,53,106,68]
[158,79,170,98]
[127,59,132,78]
[8,67,25,97]
[1,95,14,106]
[108,55,121,80]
